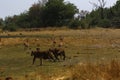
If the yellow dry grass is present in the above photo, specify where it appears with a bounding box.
[63,59,120,80]
[0,28,120,48]
[0,28,120,80]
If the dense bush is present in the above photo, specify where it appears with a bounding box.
[98,19,111,28]
[1,0,120,30]
[3,23,18,31]
[2,0,78,30]
[69,19,81,29]
[82,0,120,28]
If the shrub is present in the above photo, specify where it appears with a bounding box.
[98,19,111,28]
[69,19,81,29]
[3,23,18,31]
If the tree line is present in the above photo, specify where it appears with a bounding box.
[0,0,120,31]
[0,0,78,31]
[81,0,120,29]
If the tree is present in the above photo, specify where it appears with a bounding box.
[90,0,106,19]
[38,0,48,6]
[78,10,89,20]
[16,12,30,28]
[28,3,44,27]
[82,0,120,28]
[0,18,3,27]
[2,0,78,29]
[81,0,108,28]
[106,0,120,28]
[3,16,18,31]
[42,0,78,27]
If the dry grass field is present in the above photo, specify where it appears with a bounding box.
[0,28,120,80]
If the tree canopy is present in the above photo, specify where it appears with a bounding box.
[2,0,78,31]
[81,0,120,28]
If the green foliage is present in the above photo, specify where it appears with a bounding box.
[69,19,80,29]
[3,16,19,31]
[28,3,44,27]
[111,17,120,28]
[3,23,18,31]
[80,19,90,29]
[0,18,3,26]
[0,18,3,29]
[15,13,30,28]
[81,0,120,28]
[2,0,78,30]
[42,0,78,27]
[2,0,120,30]
[98,19,111,28]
